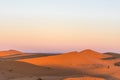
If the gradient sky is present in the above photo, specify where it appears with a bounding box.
[0,0,120,53]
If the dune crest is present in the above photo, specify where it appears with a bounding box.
[78,49,107,58]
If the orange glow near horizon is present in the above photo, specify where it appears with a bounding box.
[0,0,120,53]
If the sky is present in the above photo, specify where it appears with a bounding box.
[0,0,120,53]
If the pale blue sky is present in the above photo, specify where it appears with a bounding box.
[0,0,120,53]
[0,0,120,18]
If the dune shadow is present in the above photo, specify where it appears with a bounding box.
[0,54,58,61]
[0,61,118,80]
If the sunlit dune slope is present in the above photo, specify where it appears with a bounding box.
[19,49,109,67]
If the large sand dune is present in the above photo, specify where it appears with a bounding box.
[0,49,120,80]
[19,49,120,80]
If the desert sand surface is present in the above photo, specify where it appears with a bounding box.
[64,77,105,80]
[0,49,120,80]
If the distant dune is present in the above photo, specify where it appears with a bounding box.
[103,52,120,60]
[0,50,57,61]
[0,50,23,57]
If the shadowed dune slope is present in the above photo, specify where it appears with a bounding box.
[0,53,57,61]
[0,60,90,80]
[102,52,120,60]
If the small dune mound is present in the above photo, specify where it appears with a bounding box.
[78,49,107,58]
[64,77,105,80]
[0,50,24,57]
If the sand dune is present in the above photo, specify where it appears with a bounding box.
[19,49,111,71]
[19,49,120,80]
[1,53,56,61]
[0,50,23,57]
[0,49,120,80]
[0,50,57,61]
[102,52,120,60]
[77,49,108,58]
